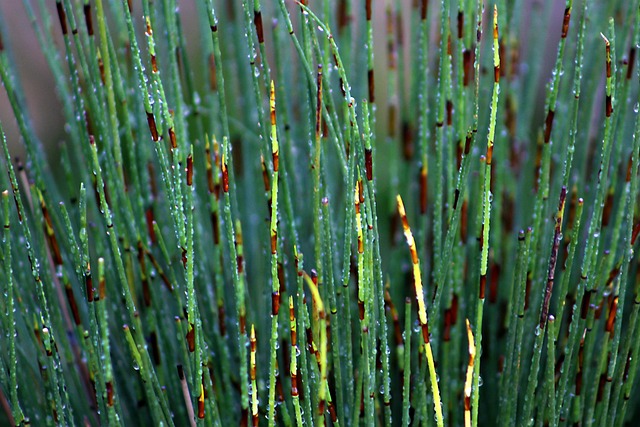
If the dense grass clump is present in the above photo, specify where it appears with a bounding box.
[2,0,640,425]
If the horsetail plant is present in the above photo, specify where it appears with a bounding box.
[2,0,640,426]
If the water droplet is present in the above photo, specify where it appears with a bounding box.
[413,321,421,333]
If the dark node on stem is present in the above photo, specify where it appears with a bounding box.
[151,53,158,74]
[420,0,427,20]
[329,400,338,421]
[0,32,4,51]
[446,99,453,126]
[86,271,94,302]
[146,112,159,141]
[142,278,151,307]
[460,200,468,242]
[494,65,501,84]
[239,315,246,335]
[463,49,473,86]
[627,47,636,80]
[127,0,132,13]
[365,69,375,105]
[581,290,593,319]
[576,368,583,396]
[561,7,571,38]
[606,95,612,117]
[605,297,617,333]
[337,0,348,31]
[276,366,285,403]
[237,254,244,273]
[486,143,494,165]
[358,300,365,320]
[145,208,156,243]
[402,121,414,160]
[218,304,227,336]
[186,154,193,186]
[464,132,473,157]
[421,323,430,344]
[365,0,372,21]
[457,10,464,39]
[150,331,160,365]
[489,264,500,303]
[501,191,514,232]
[306,327,315,354]
[291,369,299,397]
[272,292,280,316]
[56,2,68,35]
[84,4,94,36]
[254,10,264,44]
[186,325,195,352]
[222,161,229,193]
[524,276,531,310]
[443,308,452,341]
[365,148,373,181]
[626,154,634,182]
[597,372,607,402]
[211,212,220,245]
[65,286,81,325]
[106,381,114,407]
[318,400,326,419]
[181,247,187,269]
[339,77,346,97]
[544,109,555,144]
[240,409,248,427]
[198,391,205,419]
[169,127,177,149]
[453,188,460,210]
[479,274,486,300]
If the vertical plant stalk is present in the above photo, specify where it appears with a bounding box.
[267,80,281,426]
[288,296,304,426]
[303,273,328,426]
[397,195,443,427]
[2,190,24,425]
[472,6,500,427]
[464,318,476,427]
[250,325,258,427]
[401,298,412,427]
[220,136,249,420]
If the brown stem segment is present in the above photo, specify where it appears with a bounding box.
[84,4,94,36]
[56,2,68,36]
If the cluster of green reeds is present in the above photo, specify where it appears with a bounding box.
[1,0,640,425]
